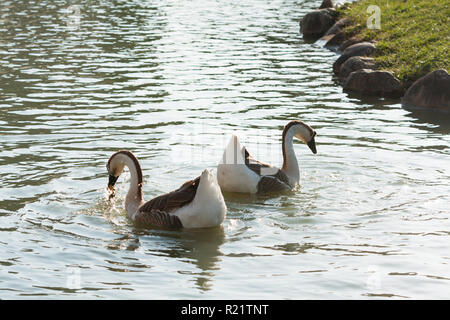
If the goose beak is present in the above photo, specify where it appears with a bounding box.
[307,137,317,154]
[108,174,118,190]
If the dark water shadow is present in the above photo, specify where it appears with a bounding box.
[342,90,402,107]
[222,189,296,206]
[96,191,227,292]
[132,225,226,292]
[403,109,450,134]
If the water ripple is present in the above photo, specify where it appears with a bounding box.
[0,0,449,299]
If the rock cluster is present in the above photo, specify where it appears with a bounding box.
[298,1,448,109]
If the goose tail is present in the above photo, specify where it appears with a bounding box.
[219,134,245,165]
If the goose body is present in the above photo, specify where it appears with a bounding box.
[217,120,317,194]
[107,150,226,229]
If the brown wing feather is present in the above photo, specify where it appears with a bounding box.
[244,147,292,190]
[271,169,291,187]
[244,147,272,176]
[135,210,183,229]
[139,176,200,213]
[257,175,291,193]
[134,176,201,228]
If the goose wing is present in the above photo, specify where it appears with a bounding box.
[134,210,183,228]
[243,147,273,175]
[135,176,200,228]
[257,175,292,193]
[243,147,291,189]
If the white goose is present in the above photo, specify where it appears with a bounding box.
[106,150,226,228]
[217,120,317,194]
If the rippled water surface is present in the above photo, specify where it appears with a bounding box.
[1,0,449,299]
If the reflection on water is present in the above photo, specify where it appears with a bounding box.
[0,0,449,299]
[404,109,450,134]
[141,227,226,292]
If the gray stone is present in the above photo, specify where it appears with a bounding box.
[343,69,404,97]
[319,0,334,9]
[338,37,361,52]
[320,18,351,50]
[339,56,377,80]
[402,69,450,112]
[323,18,351,37]
[300,8,337,39]
[333,42,376,74]
[323,31,348,50]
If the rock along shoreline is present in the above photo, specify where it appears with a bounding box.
[299,0,449,113]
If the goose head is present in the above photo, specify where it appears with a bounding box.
[107,153,125,191]
[106,150,143,196]
[283,120,317,154]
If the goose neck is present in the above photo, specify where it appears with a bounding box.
[114,152,144,217]
[281,127,299,186]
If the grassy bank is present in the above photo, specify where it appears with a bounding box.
[338,0,449,87]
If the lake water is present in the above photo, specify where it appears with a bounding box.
[0,0,449,299]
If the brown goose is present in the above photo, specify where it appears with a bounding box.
[217,120,317,193]
[107,150,226,228]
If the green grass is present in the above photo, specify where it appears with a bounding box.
[337,0,450,87]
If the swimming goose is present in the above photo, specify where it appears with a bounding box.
[217,120,317,194]
[107,150,226,228]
